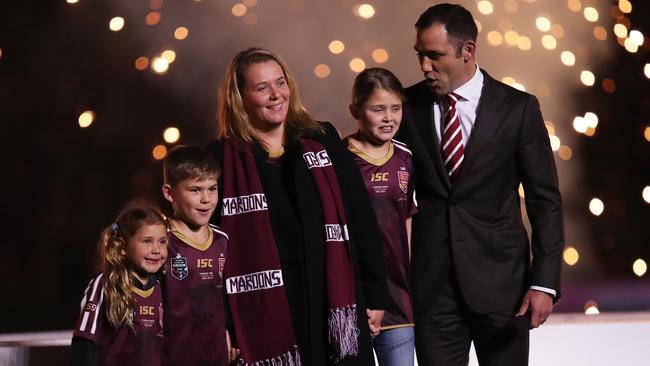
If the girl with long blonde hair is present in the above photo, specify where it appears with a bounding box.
[71,203,168,366]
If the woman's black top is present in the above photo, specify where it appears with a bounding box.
[208,122,388,366]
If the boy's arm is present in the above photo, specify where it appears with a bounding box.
[223,284,237,348]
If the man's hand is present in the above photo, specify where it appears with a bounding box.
[516,289,553,328]
[366,309,385,337]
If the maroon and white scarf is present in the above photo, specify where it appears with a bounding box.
[220,137,358,365]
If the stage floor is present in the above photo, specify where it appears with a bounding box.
[2,312,649,365]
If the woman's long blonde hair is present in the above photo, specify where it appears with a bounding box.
[99,203,167,329]
[217,47,322,144]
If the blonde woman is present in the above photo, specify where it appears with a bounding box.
[208,47,389,366]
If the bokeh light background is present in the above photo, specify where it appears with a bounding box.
[0,0,648,331]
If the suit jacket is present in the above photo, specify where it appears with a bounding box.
[396,70,564,314]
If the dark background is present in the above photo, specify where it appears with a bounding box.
[1,0,648,332]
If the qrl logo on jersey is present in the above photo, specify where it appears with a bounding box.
[398,171,409,194]
[171,254,188,280]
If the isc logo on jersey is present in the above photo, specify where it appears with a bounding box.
[371,172,389,182]
[303,150,332,169]
[139,306,155,315]
[197,258,213,268]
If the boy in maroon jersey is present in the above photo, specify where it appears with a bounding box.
[72,204,168,366]
[161,145,237,366]
[345,68,417,366]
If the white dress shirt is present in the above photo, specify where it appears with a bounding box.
[432,63,483,144]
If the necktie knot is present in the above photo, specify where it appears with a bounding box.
[446,92,461,107]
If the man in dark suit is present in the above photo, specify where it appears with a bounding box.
[395,4,564,365]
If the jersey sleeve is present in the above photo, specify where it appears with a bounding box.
[403,145,418,218]
[408,169,418,217]
[73,273,106,342]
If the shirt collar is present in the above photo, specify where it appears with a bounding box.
[453,63,483,102]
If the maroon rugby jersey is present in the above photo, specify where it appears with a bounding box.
[163,224,228,366]
[73,273,164,366]
[346,138,417,328]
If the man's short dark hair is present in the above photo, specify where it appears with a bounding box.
[415,3,478,56]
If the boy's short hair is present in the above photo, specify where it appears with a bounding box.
[163,145,220,186]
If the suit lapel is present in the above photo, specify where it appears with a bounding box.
[409,83,452,190]
[456,71,507,183]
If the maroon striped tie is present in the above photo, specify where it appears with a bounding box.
[442,93,464,181]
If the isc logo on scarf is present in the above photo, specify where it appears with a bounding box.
[226,269,284,294]
[303,150,332,169]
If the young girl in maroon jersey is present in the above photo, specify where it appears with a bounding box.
[346,68,417,366]
[71,203,169,366]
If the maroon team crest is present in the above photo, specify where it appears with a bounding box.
[398,171,409,194]
[171,254,188,280]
